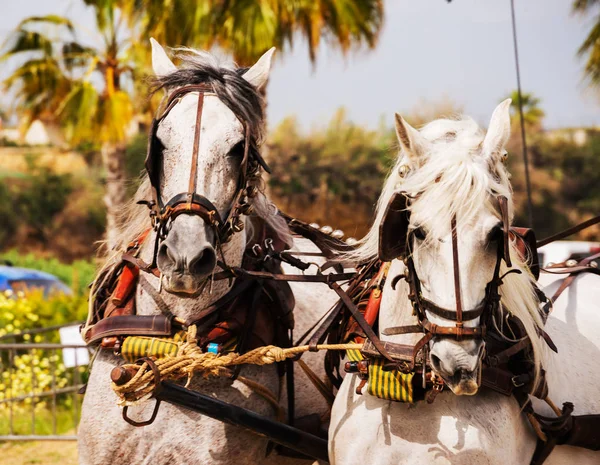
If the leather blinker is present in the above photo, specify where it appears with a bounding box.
[379,191,411,261]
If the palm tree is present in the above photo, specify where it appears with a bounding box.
[127,0,384,67]
[573,0,600,87]
[506,90,545,132]
[1,4,135,248]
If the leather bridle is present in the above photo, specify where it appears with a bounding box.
[382,194,515,369]
[141,84,270,268]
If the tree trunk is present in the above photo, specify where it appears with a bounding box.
[101,141,127,250]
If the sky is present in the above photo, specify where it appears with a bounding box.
[1,0,599,130]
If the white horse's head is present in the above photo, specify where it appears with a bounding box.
[352,101,544,396]
[147,40,285,294]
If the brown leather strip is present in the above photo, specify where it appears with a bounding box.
[163,202,218,225]
[84,315,172,344]
[328,282,394,362]
[451,215,463,326]
[188,92,205,197]
[537,214,600,248]
[486,338,530,366]
[308,301,344,352]
[497,195,512,267]
[121,253,160,277]
[360,339,423,364]
[421,318,485,337]
[211,266,356,283]
[545,252,600,308]
[419,296,485,322]
[381,325,424,336]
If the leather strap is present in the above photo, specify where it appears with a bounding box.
[419,295,485,322]
[188,92,204,197]
[537,215,600,248]
[84,314,173,344]
[328,282,394,362]
[451,215,464,326]
[498,195,512,267]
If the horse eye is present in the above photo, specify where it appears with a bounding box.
[227,140,245,158]
[413,227,427,241]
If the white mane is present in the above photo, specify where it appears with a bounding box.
[351,116,545,390]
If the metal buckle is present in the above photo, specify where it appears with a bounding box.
[512,375,525,388]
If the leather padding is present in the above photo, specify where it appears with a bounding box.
[379,191,411,261]
[511,227,540,280]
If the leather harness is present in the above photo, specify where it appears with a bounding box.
[141,84,269,270]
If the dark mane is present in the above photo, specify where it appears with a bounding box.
[150,51,265,144]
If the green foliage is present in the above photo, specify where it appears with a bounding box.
[573,0,600,87]
[0,182,19,247]
[507,129,600,238]
[0,292,86,429]
[0,251,95,296]
[129,0,384,66]
[269,109,395,235]
[534,132,600,213]
[1,8,134,146]
[506,91,545,131]
[125,132,148,188]
[16,164,73,241]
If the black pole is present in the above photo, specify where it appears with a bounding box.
[510,0,534,228]
[157,381,329,463]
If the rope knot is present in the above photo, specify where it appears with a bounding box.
[265,346,286,362]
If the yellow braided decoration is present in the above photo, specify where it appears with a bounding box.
[112,325,361,405]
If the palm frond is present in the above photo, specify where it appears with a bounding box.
[572,0,600,13]
[62,41,97,71]
[0,30,53,60]
[56,81,100,143]
[96,90,134,143]
[17,15,75,34]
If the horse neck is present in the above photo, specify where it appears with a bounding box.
[135,228,248,321]
[379,259,423,346]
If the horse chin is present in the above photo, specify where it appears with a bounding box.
[163,273,209,296]
[445,378,480,396]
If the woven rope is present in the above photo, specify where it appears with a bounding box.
[112,325,361,405]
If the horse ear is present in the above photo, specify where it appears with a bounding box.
[483,99,511,161]
[242,47,276,90]
[394,113,427,163]
[151,38,176,76]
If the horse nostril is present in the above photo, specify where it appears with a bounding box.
[430,354,442,372]
[157,243,178,271]
[188,247,217,276]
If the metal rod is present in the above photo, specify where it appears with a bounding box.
[0,322,85,341]
[157,382,329,462]
[0,344,87,349]
[73,349,79,428]
[0,385,84,405]
[510,0,534,228]
[31,352,36,435]
[9,348,14,436]
[0,435,78,441]
[51,351,57,435]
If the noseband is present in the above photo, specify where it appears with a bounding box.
[142,84,269,267]
[380,193,514,367]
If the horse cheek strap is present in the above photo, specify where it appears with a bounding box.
[379,191,411,262]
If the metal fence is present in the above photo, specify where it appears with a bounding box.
[0,323,88,441]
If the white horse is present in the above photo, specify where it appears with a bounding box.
[329,101,600,464]
[78,41,334,465]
